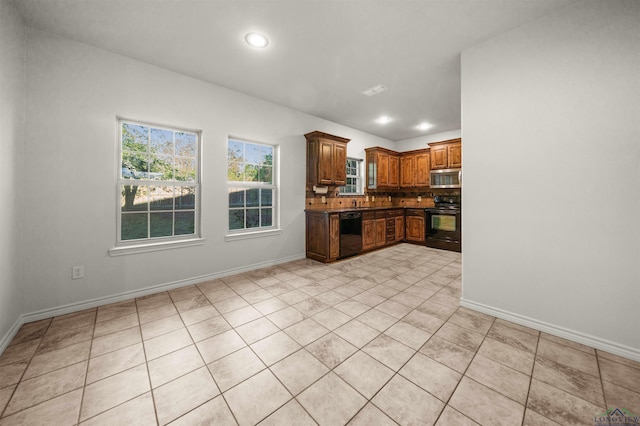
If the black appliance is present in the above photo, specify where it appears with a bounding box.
[425,195,461,252]
[340,212,362,258]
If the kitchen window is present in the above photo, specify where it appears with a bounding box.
[114,119,201,250]
[227,138,278,236]
[340,158,363,195]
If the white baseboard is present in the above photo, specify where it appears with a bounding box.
[0,252,305,355]
[460,298,640,363]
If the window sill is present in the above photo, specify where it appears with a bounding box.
[225,229,282,242]
[109,238,206,257]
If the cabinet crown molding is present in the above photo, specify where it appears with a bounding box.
[304,131,351,144]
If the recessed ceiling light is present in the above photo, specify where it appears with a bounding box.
[362,84,388,96]
[245,32,269,48]
[417,122,433,131]
[376,116,392,125]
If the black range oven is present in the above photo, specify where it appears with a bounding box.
[425,195,461,252]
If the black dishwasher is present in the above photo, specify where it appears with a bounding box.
[340,212,362,258]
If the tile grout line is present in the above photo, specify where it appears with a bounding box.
[75,308,98,425]
[0,317,54,420]
[520,327,541,425]
[135,299,160,426]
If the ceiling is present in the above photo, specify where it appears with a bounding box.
[13,0,578,141]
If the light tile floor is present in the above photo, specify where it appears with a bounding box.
[0,244,638,425]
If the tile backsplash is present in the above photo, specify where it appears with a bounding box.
[305,189,460,210]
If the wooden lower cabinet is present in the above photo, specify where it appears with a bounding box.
[395,215,405,241]
[306,208,426,263]
[405,209,425,243]
[362,218,375,251]
[362,211,387,251]
[306,211,341,262]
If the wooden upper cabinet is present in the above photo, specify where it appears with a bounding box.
[333,142,347,185]
[428,138,461,170]
[365,147,399,190]
[305,131,350,187]
[378,152,389,187]
[400,149,430,188]
[448,142,462,168]
[388,154,399,188]
[400,154,414,187]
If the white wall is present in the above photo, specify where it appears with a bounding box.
[395,129,462,152]
[0,0,26,350]
[18,28,392,321]
[461,0,640,359]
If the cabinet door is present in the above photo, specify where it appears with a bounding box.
[448,143,462,168]
[318,140,334,184]
[388,155,399,188]
[400,154,414,188]
[362,219,376,250]
[430,145,448,170]
[306,213,328,259]
[375,218,387,247]
[366,150,377,189]
[333,142,347,185]
[415,152,430,187]
[377,153,389,187]
[395,216,404,241]
[329,214,340,259]
[405,216,425,242]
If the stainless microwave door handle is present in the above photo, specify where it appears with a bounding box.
[458,170,462,184]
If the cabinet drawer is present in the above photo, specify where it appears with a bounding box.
[386,218,395,226]
[405,209,425,217]
[362,212,375,221]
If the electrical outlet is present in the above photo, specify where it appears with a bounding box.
[365,195,369,202]
[418,195,422,202]
[388,195,391,202]
[321,196,326,203]
[72,265,84,280]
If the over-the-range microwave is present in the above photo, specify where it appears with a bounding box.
[430,168,462,189]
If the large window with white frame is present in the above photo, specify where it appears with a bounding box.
[227,138,277,232]
[117,119,200,244]
[339,158,363,195]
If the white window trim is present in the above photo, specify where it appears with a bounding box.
[113,118,202,252]
[339,157,364,195]
[226,139,280,239]
[108,237,206,256]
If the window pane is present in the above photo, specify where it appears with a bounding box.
[228,162,244,181]
[122,123,148,151]
[121,213,148,240]
[244,164,259,182]
[246,209,260,228]
[175,157,196,182]
[122,150,148,179]
[175,132,197,157]
[259,165,272,183]
[150,128,173,156]
[229,210,245,230]
[175,211,195,235]
[176,186,196,210]
[261,189,272,207]
[121,185,148,212]
[150,186,173,210]
[228,140,244,161]
[261,208,272,227]
[261,146,273,165]
[150,212,173,237]
[246,189,259,207]
[245,143,261,165]
[149,154,173,180]
[229,188,245,208]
